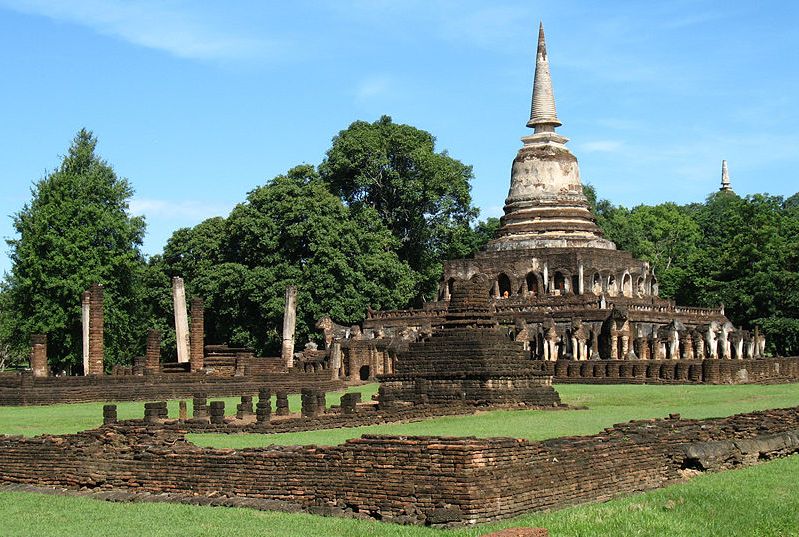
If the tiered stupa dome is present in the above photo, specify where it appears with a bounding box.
[488,23,615,251]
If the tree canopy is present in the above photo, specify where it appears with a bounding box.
[156,165,417,355]
[3,129,147,371]
[592,187,799,355]
[319,116,479,301]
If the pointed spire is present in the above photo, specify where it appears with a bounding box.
[720,160,733,192]
[527,22,562,132]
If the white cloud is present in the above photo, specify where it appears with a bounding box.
[130,198,233,221]
[0,0,275,61]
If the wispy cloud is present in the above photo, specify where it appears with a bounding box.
[130,198,233,221]
[0,0,276,61]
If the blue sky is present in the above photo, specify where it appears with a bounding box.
[1,1,797,276]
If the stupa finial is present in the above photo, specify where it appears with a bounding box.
[720,160,733,192]
[527,22,562,132]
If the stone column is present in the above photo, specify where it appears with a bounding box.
[609,332,619,360]
[578,263,584,295]
[145,329,161,374]
[682,334,694,360]
[81,291,91,375]
[329,341,342,379]
[621,334,630,359]
[668,328,680,360]
[172,277,190,364]
[693,332,705,360]
[190,297,204,372]
[88,283,104,375]
[30,334,48,377]
[281,285,298,368]
[706,326,719,359]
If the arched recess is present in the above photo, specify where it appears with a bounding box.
[622,273,633,297]
[607,274,618,297]
[592,272,602,295]
[636,276,646,297]
[359,365,371,381]
[526,272,541,297]
[497,273,512,298]
[553,272,567,294]
[650,276,659,296]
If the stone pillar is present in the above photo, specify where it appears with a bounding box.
[81,291,91,375]
[578,263,584,295]
[275,391,290,416]
[256,388,271,423]
[145,329,161,374]
[178,400,188,420]
[30,334,48,377]
[281,286,298,368]
[720,328,732,359]
[144,401,167,423]
[301,388,319,418]
[88,283,104,375]
[706,327,718,359]
[209,401,225,424]
[635,337,647,360]
[543,263,549,293]
[620,334,630,359]
[193,394,208,418]
[189,297,204,372]
[682,334,694,360]
[340,392,361,415]
[172,277,190,364]
[236,396,253,419]
[102,404,117,425]
[330,342,342,378]
[668,329,680,360]
[693,332,705,360]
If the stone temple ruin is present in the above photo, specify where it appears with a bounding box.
[321,23,779,386]
[379,274,560,407]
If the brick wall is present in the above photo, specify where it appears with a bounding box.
[549,357,799,385]
[0,371,344,406]
[0,407,797,525]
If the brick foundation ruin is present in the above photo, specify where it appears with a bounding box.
[379,275,560,407]
[0,371,343,406]
[0,406,797,526]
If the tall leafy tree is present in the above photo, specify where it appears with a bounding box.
[319,115,478,301]
[4,129,147,371]
[158,165,416,355]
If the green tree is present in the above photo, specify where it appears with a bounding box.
[319,115,478,301]
[4,129,147,372]
[158,165,416,355]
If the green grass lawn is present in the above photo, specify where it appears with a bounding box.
[189,382,799,448]
[1,454,797,537]
[2,383,799,536]
[0,383,378,437]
